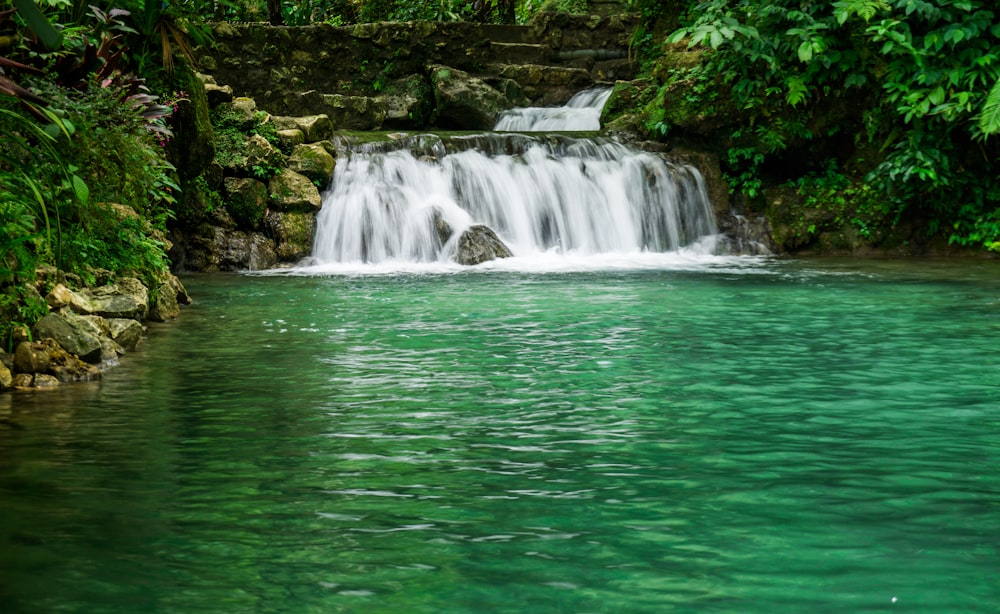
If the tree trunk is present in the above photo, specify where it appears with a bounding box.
[267,0,283,25]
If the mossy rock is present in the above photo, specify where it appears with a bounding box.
[223,177,269,229]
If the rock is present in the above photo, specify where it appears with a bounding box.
[223,176,269,229]
[0,362,12,391]
[272,114,333,142]
[380,74,434,128]
[268,169,322,212]
[265,210,316,261]
[45,283,76,309]
[276,128,305,150]
[456,225,513,265]
[12,373,34,388]
[86,278,149,320]
[188,227,278,271]
[44,339,102,383]
[221,97,259,130]
[32,313,103,364]
[13,342,49,374]
[149,274,189,322]
[287,143,336,185]
[244,134,284,174]
[433,209,454,245]
[429,65,512,130]
[98,335,124,364]
[33,374,61,388]
[204,83,234,107]
[107,318,145,350]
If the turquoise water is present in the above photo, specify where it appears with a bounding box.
[1,258,999,612]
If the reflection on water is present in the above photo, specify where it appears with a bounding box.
[1,259,999,612]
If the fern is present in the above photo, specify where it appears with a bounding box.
[979,78,1000,136]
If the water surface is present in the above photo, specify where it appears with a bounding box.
[1,258,998,612]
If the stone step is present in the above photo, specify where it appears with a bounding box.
[480,24,533,45]
[489,41,553,65]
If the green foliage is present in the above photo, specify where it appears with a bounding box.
[793,164,890,243]
[0,284,48,352]
[661,0,1000,250]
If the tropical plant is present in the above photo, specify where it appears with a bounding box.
[661,0,1000,249]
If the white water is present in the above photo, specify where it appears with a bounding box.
[494,88,613,132]
[304,90,725,273]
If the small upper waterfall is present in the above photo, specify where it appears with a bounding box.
[494,88,613,132]
[308,89,721,269]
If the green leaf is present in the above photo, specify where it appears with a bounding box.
[797,40,813,62]
[71,175,89,205]
[12,0,62,50]
[979,78,1000,135]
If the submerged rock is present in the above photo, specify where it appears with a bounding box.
[456,225,513,265]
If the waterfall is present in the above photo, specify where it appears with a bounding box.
[308,89,721,269]
[494,88,613,132]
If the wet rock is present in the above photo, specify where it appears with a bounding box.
[433,209,454,245]
[287,143,335,185]
[430,65,511,130]
[44,339,102,383]
[32,374,61,388]
[32,313,103,364]
[149,275,190,323]
[265,210,316,262]
[269,169,322,212]
[189,227,278,271]
[12,373,34,388]
[107,318,145,351]
[13,342,49,374]
[0,362,12,391]
[456,225,513,265]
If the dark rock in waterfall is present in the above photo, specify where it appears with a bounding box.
[456,225,513,265]
[432,209,453,246]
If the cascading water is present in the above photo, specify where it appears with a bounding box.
[493,88,613,132]
[308,88,722,269]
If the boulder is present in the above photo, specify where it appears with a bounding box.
[13,342,49,374]
[429,65,511,130]
[223,176,269,229]
[86,278,149,320]
[0,362,12,391]
[149,274,190,323]
[45,283,77,309]
[32,313,103,364]
[12,373,34,389]
[456,225,513,265]
[107,318,145,351]
[276,128,305,150]
[268,169,322,212]
[272,114,333,142]
[265,210,316,261]
[287,143,335,185]
[187,227,278,271]
[33,374,61,388]
[204,83,234,107]
[44,339,102,383]
[244,134,285,174]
